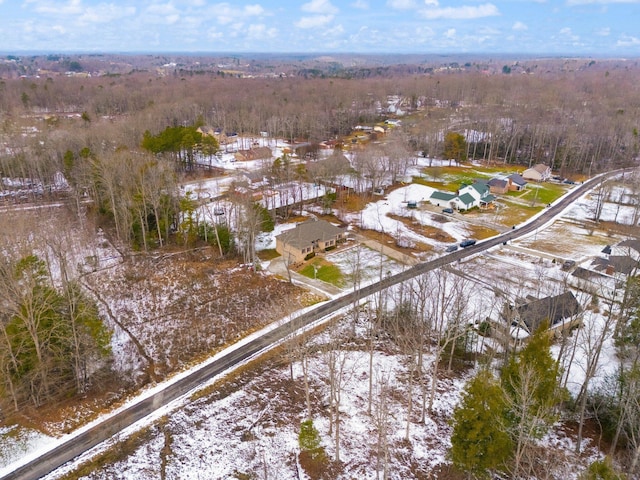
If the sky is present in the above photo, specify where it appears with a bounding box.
[0,0,639,56]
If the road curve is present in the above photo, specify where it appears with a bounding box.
[0,171,617,480]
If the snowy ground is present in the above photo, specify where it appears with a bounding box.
[1,161,638,478]
[344,183,471,250]
[39,310,603,480]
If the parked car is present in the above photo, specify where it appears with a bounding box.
[442,207,454,214]
[460,239,476,248]
[445,244,458,252]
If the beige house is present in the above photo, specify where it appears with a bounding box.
[276,219,346,264]
[522,164,552,182]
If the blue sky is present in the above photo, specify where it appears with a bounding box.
[0,0,639,55]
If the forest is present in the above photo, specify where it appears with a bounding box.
[1,53,640,479]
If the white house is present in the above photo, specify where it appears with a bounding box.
[522,164,552,182]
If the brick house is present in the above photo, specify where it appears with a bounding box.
[276,219,346,264]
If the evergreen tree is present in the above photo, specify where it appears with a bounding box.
[299,419,323,455]
[0,255,112,409]
[450,369,513,478]
[580,457,627,480]
[443,131,468,164]
[298,419,327,480]
[501,321,567,476]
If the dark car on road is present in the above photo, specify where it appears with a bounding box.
[460,239,476,248]
[445,244,458,252]
[442,207,454,214]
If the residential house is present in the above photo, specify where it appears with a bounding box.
[197,125,217,137]
[481,173,528,194]
[275,219,346,264]
[522,164,552,182]
[487,177,510,194]
[612,239,640,261]
[429,191,457,208]
[451,192,476,211]
[234,146,273,162]
[590,239,640,277]
[498,291,582,347]
[458,182,496,209]
[240,171,269,188]
[504,291,582,334]
[428,181,495,211]
[508,173,527,191]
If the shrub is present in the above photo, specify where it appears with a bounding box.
[298,420,327,480]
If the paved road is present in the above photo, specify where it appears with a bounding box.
[0,170,617,480]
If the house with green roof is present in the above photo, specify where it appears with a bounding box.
[429,181,496,211]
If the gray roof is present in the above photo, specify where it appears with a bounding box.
[572,266,610,282]
[532,163,550,174]
[509,291,581,332]
[592,256,639,276]
[618,239,640,253]
[276,219,344,250]
[508,173,527,186]
[488,178,508,189]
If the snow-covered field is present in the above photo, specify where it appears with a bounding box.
[1,160,638,478]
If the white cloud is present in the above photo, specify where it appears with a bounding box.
[351,0,369,9]
[595,27,610,36]
[209,3,267,25]
[295,14,334,28]
[419,3,499,20]
[206,27,223,39]
[424,0,439,6]
[567,0,640,5]
[143,3,182,25]
[244,4,266,15]
[146,3,180,16]
[444,28,456,39]
[512,21,528,31]
[478,26,499,35]
[559,26,580,41]
[247,23,278,40]
[79,4,136,24]
[387,0,418,8]
[616,34,640,46]
[25,0,83,15]
[211,3,267,25]
[415,25,435,37]
[301,0,339,14]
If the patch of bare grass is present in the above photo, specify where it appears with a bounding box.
[467,224,500,240]
[387,213,456,243]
